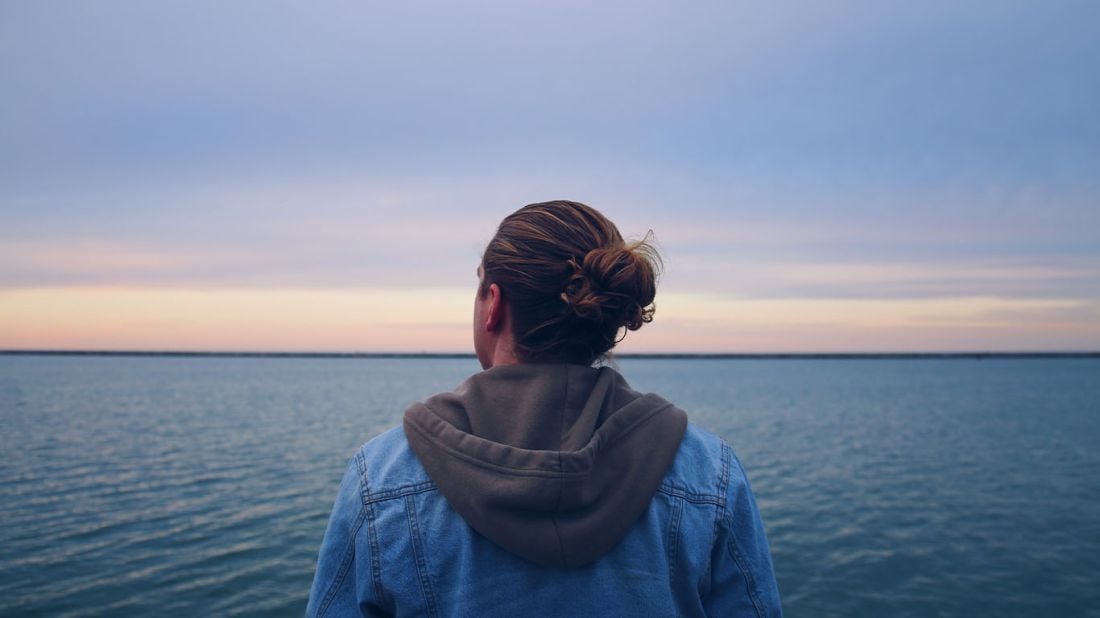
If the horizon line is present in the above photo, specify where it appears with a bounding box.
[2,349,1098,360]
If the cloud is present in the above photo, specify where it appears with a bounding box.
[0,286,475,352]
[2,2,1098,351]
[3,169,1098,302]
[3,1,1097,194]
[4,286,1094,353]
[664,256,1100,300]
[636,293,1100,352]
[0,240,265,286]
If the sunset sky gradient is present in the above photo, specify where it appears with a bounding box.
[2,1,1098,352]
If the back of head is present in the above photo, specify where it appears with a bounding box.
[480,200,660,365]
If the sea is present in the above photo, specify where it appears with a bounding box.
[1,354,1098,617]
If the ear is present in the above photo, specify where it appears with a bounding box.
[485,282,505,332]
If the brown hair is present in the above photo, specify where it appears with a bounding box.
[480,200,660,365]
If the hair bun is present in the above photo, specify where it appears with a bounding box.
[561,242,658,331]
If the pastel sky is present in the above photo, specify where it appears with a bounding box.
[2,1,1098,353]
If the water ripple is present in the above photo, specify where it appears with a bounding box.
[2,355,1098,616]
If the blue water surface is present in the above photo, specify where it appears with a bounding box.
[1,355,1098,616]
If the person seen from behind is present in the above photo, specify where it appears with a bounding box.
[307,200,781,616]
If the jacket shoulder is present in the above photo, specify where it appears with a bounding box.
[659,423,734,503]
[354,426,435,502]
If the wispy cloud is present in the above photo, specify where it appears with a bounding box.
[4,287,1095,353]
[644,294,1100,352]
[666,257,1100,300]
[0,287,474,352]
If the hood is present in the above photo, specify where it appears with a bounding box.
[403,363,687,568]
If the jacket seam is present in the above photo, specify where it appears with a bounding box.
[363,500,386,611]
[714,442,731,545]
[404,493,440,618]
[723,514,767,618]
[657,485,723,505]
[317,501,368,617]
[355,449,372,504]
[717,440,768,618]
[700,440,732,597]
[356,451,389,611]
[666,493,684,588]
[362,480,437,504]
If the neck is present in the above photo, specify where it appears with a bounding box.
[484,332,520,368]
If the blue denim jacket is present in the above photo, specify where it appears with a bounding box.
[307,423,781,617]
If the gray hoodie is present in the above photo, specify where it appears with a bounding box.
[403,363,688,568]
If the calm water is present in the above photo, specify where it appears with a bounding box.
[1,355,1098,616]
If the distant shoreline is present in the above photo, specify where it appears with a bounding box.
[2,350,1097,360]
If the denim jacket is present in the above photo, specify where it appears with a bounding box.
[308,365,780,617]
[307,424,781,616]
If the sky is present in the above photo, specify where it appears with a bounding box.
[1,1,1098,353]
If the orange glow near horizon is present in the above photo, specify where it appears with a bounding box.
[2,287,1096,353]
